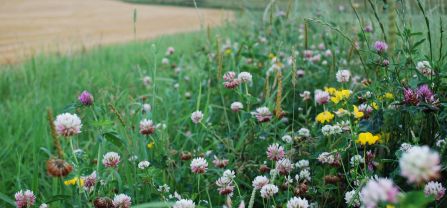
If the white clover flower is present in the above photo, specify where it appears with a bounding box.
[314,90,330,105]
[222,169,235,180]
[252,176,269,190]
[282,134,293,144]
[230,102,244,112]
[157,184,170,193]
[112,194,131,208]
[344,190,360,207]
[162,58,169,65]
[399,146,440,184]
[173,199,196,208]
[54,113,82,137]
[416,61,434,76]
[276,158,294,175]
[360,177,399,208]
[298,128,310,137]
[238,72,253,83]
[317,152,335,164]
[102,152,120,168]
[191,111,204,124]
[142,103,151,113]
[287,196,309,208]
[190,157,208,174]
[336,69,351,83]
[424,181,446,200]
[139,119,155,135]
[39,204,49,208]
[260,184,278,198]
[296,160,309,170]
[350,155,364,167]
[138,161,150,170]
[298,169,311,182]
[399,143,413,152]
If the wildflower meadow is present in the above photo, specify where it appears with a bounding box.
[0,0,446,208]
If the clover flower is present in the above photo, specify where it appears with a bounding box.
[287,196,309,208]
[314,90,330,105]
[15,190,36,208]
[275,158,294,175]
[54,113,82,137]
[374,41,388,53]
[344,190,361,207]
[238,72,252,83]
[252,107,272,122]
[190,157,208,174]
[424,181,445,200]
[266,143,285,161]
[78,90,94,106]
[139,119,155,135]
[191,111,204,124]
[138,161,150,170]
[103,152,120,168]
[230,102,244,112]
[360,177,399,208]
[260,184,278,198]
[252,176,269,190]
[399,146,440,184]
[223,71,240,89]
[173,199,196,208]
[113,194,131,208]
[82,171,97,192]
[336,69,351,83]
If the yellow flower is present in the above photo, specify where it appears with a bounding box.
[372,102,379,110]
[224,48,232,55]
[268,53,276,59]
[329,89,351,104]
[386,205,395,208]
[384,92,394,100]
[353,105,364,119]
[316,111,335,124]
[357,132,381,145]
[324,87,337,95]
[147,141,155,149]
[64,177,84,186]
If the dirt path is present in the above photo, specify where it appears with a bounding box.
[0,0,231,64]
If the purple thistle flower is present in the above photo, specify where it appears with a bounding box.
[78,90,94,106]
[417,84,435,103]
[374,41,388,53]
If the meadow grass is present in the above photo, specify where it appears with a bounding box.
[0,0,446,207]
[0,27,232,206]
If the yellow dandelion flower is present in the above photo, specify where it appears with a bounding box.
[316,111,335,124]
[357,132,381,145]
[353,105,364,119]
[147,141,155,149]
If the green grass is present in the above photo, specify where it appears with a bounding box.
[0,0,446,207]
[0,26,230,206]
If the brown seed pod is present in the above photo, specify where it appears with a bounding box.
[180,152,192,161]
[93,197,114,208]
[46,158,73,177]
[324,175,341,184]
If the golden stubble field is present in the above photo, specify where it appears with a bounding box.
[0,0,232,64]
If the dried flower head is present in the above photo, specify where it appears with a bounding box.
[46,158,73,177]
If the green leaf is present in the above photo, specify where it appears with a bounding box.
[398,191,434,208]
[103,132,125,147]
